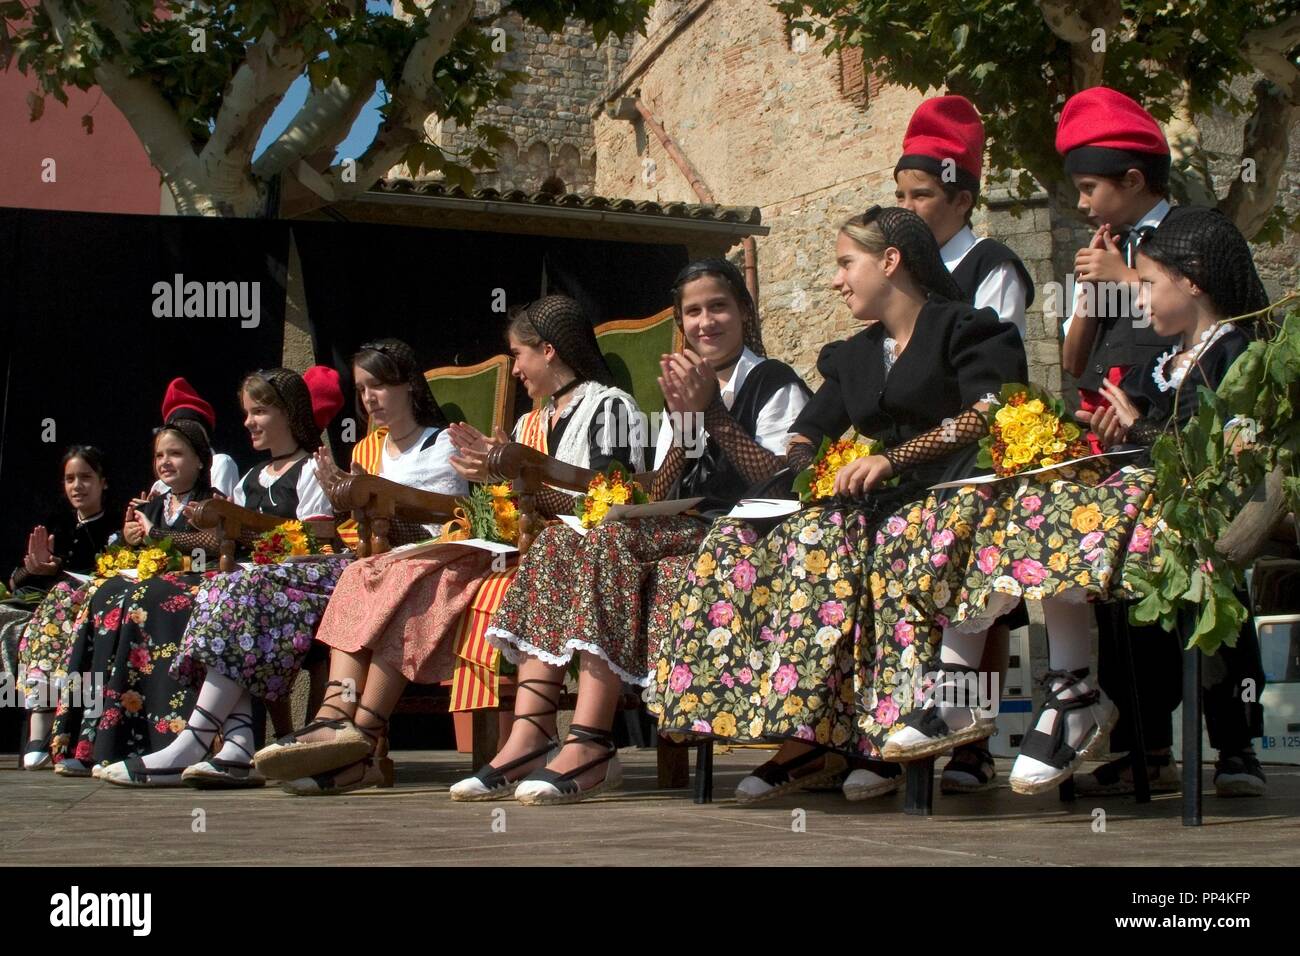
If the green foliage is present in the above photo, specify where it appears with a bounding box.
[1126,295,1300,654]
[3,0,651,197]
[775,0,1298,241]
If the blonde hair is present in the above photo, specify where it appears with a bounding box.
[839,215,889,254]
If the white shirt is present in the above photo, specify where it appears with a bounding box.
[652,347,809,469]
[150,452,239,499]
[378,427,467,536]
[941,225,1028,337]
[1063,198,1171,337]
[232,456,332,521]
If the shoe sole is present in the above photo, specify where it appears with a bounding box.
[515,761,624,806]
[842,776,903,801]
[881,721,996,763]
[449,782,520,802]
[181,770,267,790]
[940,774,998,795]
[280,778,380,797]
[735,764,845,805]
[1010,704,1119,795]
[103,775,186,789]
[53,767,92,778]
[253,737,372,782]
[1214,776,1265,798]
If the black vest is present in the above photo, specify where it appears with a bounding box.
[950,238,1035,308]
[238,458,309,520]
[1077,300,1180,392]
[678,359,811,514]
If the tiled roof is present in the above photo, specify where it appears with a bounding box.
[370,178,764,228]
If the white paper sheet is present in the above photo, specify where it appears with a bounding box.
[725,497,802,520]
[556,497,706,536]
[927,448,1145,490]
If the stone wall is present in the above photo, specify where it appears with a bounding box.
[417,0,630,195]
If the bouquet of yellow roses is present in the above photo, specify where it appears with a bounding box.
[95,540,185,579]
[575,463,649,529]
[978,383,1091,478]
[792,433,884,503]
[251,520,324,565]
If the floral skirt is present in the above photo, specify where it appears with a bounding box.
[1,603,33,688]
[52,573,200,765]
[487,517,706,686]
[314,545,498,685]
[175,556,352,701]
[12,581,97,701]
[650,507,883,754]
[879,463,1160,636]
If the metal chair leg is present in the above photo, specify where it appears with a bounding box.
[903,758,934,815]
[693,739,713,804]
[1114,603,1151,804]
[1182,645,1203,826]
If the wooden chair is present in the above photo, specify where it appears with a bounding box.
[188,498,338,572]
[595,308,683,418]
[426,354,516,437]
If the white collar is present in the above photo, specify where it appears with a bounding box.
[1152,323,1233,393]
[1131,199,1171,234]
[719,347,762,408]
[940,225,979,271]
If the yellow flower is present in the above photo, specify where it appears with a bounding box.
[752,586,770,607]
[831,722,849,746]
[679,693,699,714]
[788,589,809,612]
[701,691,716,706]
[748,717,765,737]
[759,675,771,698]
[694,552,717,579]
[169,717,186,734]
[783,695,804,716]
[1048,552,1069,573]
[814,475,835,499]
[1071,504,1103,533]
[834,578,854,599]
[805,550,829,576]
[806,694,822,711]
[1047,533,1065,550]
[1075,571,1093,587]
[712,712,737,737]
[656,658,670,686]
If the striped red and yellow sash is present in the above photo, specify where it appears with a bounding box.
[449,408,548,710]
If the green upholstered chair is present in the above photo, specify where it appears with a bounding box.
[424,353,515,435]
[595,307,683,415]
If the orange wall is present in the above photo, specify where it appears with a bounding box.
[0,68,161,214]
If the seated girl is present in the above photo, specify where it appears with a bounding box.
[449,259,810,805]
[652,207,1026,803]
[2,446,114,769]
[52,417,219,775]
[253,295,647,795]
[877,206,1268,795]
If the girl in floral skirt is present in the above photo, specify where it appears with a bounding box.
[453,260,810,805]
[879,206,1268,794]
[254,296,647,795]
[3,446,115,769]
[91,367,343,785]
[652,207,1026,804]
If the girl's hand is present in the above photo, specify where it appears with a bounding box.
[1098,379,1141,428]
[447,421,490,454]
[660,352,719,414]
[313,447,347,495]
[833,455,894,497]
[1079,405,1127,450]
[122,505,144,546]
[22,526,60,576]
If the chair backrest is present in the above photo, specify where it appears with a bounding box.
[425,354,515,436]
[595,307,682,416]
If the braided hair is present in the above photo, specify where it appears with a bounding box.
[352,338,449,429]
[839,205,964,301]
[239,368,321,452]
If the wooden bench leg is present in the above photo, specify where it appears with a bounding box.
[903,758,934,815]
[692,740,714,804]
[471,707,501,770]
[656,736,690,789]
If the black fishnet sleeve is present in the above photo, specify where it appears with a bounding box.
[702,395,784,485]
[650,445,687,502]
[784,438,816,473]
[881,408,987,475]
[149,523,225,557]
[537,486,582,518]
[1125,417,1165,447]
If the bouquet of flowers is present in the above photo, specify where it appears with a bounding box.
[792,433,884,503]
[575,463,649,529]
[251,520,326,565]
[95,539,185,579]
[444,483,521,545]
[978,383,1091,478]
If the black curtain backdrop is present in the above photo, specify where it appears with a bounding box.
[0,208,289,580]
[290,220,687,448]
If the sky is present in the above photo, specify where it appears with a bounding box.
[252,1,393,166]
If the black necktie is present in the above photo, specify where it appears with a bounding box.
[1122,224,1156,268]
